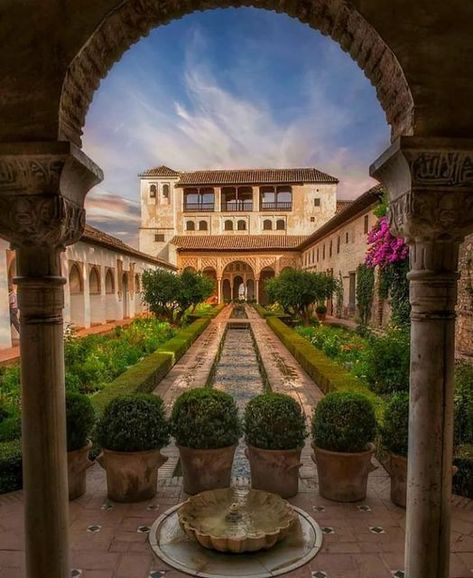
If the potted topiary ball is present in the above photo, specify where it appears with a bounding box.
[381,392,409,507]
[97,394,169,502]
[315,304,327,322]
[171,388,241,495]
[66,392,96,500]
[311,392,377,502]
[244,392,307,498]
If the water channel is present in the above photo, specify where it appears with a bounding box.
[210,307,267,478]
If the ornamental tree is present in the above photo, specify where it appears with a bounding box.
[265,269,338,325]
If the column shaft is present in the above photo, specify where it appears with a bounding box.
[405,240,459,577]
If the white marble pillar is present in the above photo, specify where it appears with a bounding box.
[0,142,102,578]
[371,137,473,578]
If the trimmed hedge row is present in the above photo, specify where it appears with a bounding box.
[454,444,473,499]
[0,440,22,494]
[266,316,383,418]
[92,316,212,413]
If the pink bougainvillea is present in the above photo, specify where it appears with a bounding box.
[365,216,409,268]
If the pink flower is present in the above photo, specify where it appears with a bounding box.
[365,217,409,268]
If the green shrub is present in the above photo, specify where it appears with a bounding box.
[381,392,409,456]
[454,360,473,445]
[453,444,473,499]
[0,413,21,442]
[364,328,410,394]
[97,394,169,452]
[66,392,96,452]
[171,388,241,449]
[312,392,377,453]
[315,304,327,315]
[244,393,307,450]
[0,440,22,493]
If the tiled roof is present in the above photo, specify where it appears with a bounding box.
[298,185,384,250]
[139,165,180,177]
[174,167,338,186]
[336,200,354,214]
[171,235,307,251]
[82,225,176,269]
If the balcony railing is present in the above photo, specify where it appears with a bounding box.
[222,200,253,212]
[260,201,292,211]
[183,203,215,212]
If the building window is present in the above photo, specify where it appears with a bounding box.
[323,244,326,260]
[222,186,253,212]
[150,184,157,198]
[186,221,195,231]
[314,198,321,207]
[237,220,246,231]
[224,220,233,231]
[155,234,165,242]
[329,240,333,258]
[263,219,272,230]
[260,186,292,211]
[199,220,208,231]
[337,236,341,254]
[183,187,215,211]
[276,219,285,230]
[364,214,369,234]
[346,231,349,243]
[310,216,315,222]
[162,184,170,198]
[317,248,319,262]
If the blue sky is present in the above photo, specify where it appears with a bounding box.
[83,8,389,245]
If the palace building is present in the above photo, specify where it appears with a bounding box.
[138,165,340,302]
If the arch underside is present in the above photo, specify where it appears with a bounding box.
[59,0,414,145]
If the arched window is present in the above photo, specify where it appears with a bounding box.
[224,220,233,231]
[263,219,272,230]
[186,221,195,231]
[276,219,285,230]
[150,184,157,198]
[237,220,246,231]
[105,269,115,294]
[89,267,101,294]
[199,220,208,231]
[162,184,170,198]
[69,263,83,294]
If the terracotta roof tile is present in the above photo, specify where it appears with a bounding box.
[82,225,176,269]
[171,235,307,251]
[139,165,180,177]
[336,200,354,214]
[173,167,338,186]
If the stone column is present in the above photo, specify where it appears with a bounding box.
[371,137,473,578]
[255,278,260,304]
[0,142,102,578]
[217,277,222,304]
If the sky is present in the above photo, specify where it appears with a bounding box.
[83,8,390,246]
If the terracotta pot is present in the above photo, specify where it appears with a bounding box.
[67,441,94,500]
[246,445,302,498]
[312,442,376,502]
[177,444,236,495]
[97,448,167,502]
[385,453,458,509]
[386,452,408,508]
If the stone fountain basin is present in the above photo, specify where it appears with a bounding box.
[178,488,297,553]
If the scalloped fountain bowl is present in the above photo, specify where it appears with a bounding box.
[178,488,297,553]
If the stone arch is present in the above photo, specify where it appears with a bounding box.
[105,268,115,294]
[88,266,101,294]
[69,263,83,294]
[59,1,414,145]
[222,260,255,301]
[259,266,275,305]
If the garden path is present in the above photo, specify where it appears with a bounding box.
[1,305,473,577]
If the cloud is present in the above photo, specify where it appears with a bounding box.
[82,10,389,242]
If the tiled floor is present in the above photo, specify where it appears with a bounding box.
[1,307,472,577]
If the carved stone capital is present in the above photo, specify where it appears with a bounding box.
[0,142,103,249]
[370,137,473,243]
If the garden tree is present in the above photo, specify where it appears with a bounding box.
[176,270,214,320]
[142,269,214,323]
[356,264,375,326]
[142,269,181,323]
[265,269,338,325]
